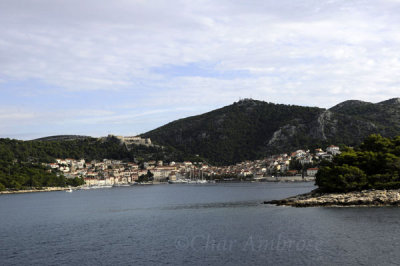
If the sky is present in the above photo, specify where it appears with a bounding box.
[1,0,400,140]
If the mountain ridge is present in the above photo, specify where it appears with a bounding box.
[34,135,90,141]
[143,98,400,165]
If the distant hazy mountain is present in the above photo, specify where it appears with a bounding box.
[143,98,400,165]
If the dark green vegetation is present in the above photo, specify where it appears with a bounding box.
[143,98,400,165]
[0,136,198,190]
[0,161,84,190]
[316,134,400,192]
[138,170,154,183]
[34,135,90,141]
[0,136,199,164]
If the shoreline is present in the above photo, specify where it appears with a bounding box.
[0,180,315,195]
[264,189,400,207]
[0,187,74,195]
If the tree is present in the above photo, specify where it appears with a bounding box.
[147,170,154,181]
[289,159,302,171]
[66,177,85,187]
[138,170,154,182]
[316,134,400,192]
[316,165,367,192]
[360,134,392,153]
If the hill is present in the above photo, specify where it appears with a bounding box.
[34,135,90,141]
[143,98,400,165]
[0,136,194,164]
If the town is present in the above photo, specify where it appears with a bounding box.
[45,137,341,187]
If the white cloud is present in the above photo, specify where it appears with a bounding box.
[1,0,400,138]
[0,109,35,120]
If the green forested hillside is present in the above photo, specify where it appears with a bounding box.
[144,98,400,165]
[0,136,192,164]
[144,99,324,165]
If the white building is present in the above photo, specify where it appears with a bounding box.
[327,145,341,155]
[307,168,319,176]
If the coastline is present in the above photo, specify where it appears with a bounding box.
[264,189,400,207]
[0,180,315,195]
[0,187,74,195]
[0,182,167,194]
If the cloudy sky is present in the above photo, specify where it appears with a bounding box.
[1,0,400,139]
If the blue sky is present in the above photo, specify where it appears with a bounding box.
[1,0,400,139]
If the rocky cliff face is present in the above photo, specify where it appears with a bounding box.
[143,98,400,165]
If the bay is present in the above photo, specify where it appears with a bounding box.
[1,182,399,265]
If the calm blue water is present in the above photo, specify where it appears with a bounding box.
[1,182,400,266]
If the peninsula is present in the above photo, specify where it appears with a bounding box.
[266,134,400,207]
[264,189,400,207]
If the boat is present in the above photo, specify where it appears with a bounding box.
[66,187,73,193]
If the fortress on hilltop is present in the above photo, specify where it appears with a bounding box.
[107,134,153,147]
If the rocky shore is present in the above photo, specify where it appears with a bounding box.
[0,187,73,195]
[265,189,400,207]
